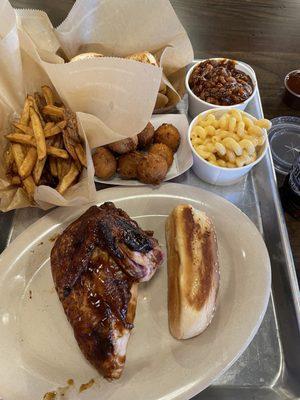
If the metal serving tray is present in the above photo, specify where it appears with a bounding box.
[0,70,299,400]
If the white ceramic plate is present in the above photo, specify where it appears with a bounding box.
[94,114,193,185]
[0,184,271,400]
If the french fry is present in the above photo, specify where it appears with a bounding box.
[4,87,87,205]
[34,92,46,115]
[22,176,36,200]
[47,146,69,159]
[74,158,82,171]
[19,98,31,126]
[45,120,67,138]
[19,147,38,179]
[52,137,65,180]
[49,157,58,177]
[42,105,65,118]
[63,129,78,160]
[63,114,83,169]
[46,136,55,147]
[64,112,80,143]
[12,162,18,174]
[57,162,79,194]
[28,95,45,127]
[11,143,25,171]
[56,158,63,180]
[6,133,36,146]
[75,143,87,168]
[44,122,54,130]
[63,158,73,175]
[3,146,15,172]
[30,107,46,160]
[12,123,33,135]
[33,157,47,184]
[42,85,54,105]
[47,137,60,178]
[10,175,21,185]
[54,135,64,148]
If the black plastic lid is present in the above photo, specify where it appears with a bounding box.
[269,116,300,175]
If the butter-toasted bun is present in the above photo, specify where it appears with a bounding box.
[165,204,220,340]
[70,52,104,62]
[126,51,158,66]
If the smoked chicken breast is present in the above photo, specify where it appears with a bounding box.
[51,202,163,379]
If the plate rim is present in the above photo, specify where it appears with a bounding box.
[0,183,271,400]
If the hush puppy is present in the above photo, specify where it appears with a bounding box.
[137,153,168,185]
[137,122,155,149]
[108,135,138,154]
[149,143,174,168]
[154,123,180,152]
[118,151,143,180]
[92,147,117,180]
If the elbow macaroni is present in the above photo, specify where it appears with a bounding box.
[222,137,242,156]
[214,142,226,156]
[239,139,255,155]
[190,109,271,168]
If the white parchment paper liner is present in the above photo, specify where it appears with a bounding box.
[16,0,194,111]
[0,27,97,211]
[0,0,163,211]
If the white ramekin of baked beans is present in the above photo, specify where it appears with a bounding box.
[185,58,257,118]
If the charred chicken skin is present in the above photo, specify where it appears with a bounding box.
[51,202,163,379]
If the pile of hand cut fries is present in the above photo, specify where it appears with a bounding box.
[3,86,87,202]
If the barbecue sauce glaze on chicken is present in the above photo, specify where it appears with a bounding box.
[51,202,164,379]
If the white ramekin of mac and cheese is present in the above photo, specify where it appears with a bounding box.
[188,108,271,186]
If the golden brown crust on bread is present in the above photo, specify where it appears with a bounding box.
[166,204,220,339]
[181,206,216,310]
[70,52,104,62]
[126,51,157,66]
[166,211,181,339]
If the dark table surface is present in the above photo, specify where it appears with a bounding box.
[10,0,300,278]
